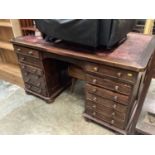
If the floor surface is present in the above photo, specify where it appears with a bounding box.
[0,80,114,135]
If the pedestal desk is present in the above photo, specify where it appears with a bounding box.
[11,33,155,134]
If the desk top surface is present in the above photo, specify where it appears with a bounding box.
[12,33,155,72]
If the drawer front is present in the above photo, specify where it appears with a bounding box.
[86,74,132,95]
[86,84,129,105]
[17,54,42,68]
[86,101,126,121]
[85,63,137,84]
[22,71,46,89]
[14,45,40,59]
[85,108,125,129]
[86,92,128,113]
[20,64,44,76]
[25,83,47,97]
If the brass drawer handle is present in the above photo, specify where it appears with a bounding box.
[92,105,96,108]
[117,72,122,77]
[93,66,98,72]
[28,51,33,55]
[92,88,97,93]
[32,69,36,73]
[20,57,25,61]
[113,96,118,101]
[112,112,115,116]
[17,48,21,51]
[127,73,133,77]
[111,120,115,124]
[92,79,97,84]
[113,104,117,109]
[93,97,97,102]
[115,86,119,91]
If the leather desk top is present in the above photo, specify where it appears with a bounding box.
[11,32,155,72]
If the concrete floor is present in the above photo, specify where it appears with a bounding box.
[0,80,114,135]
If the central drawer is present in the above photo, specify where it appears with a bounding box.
[86,84,130,105]
[86,74,132,95]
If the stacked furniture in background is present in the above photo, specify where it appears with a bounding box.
[19,19,36,36]
[133,19,155,34]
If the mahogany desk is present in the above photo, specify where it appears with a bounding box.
[11,33,155,134]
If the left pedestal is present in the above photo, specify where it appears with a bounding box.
[13,44,70,103]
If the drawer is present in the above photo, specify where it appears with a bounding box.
[14,45,40,59]
[86,84,130,105]
[86,74,132,95]
[25,83,48,97]
[86,101,126,121]
[17,54,42,68]
[20,64,44,76]
[86,92,128,113]
[22,71,46,89]
[85,108,125,129]
[85,63,137,84]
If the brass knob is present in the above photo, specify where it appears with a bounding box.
[92,88,97,93]
[93,112,96,116]
[111,120,114,124]
[21,57,25,61]
[93,97,97,102]
[93,66,98,72]
[112,112,115,116]
[93,79,97,84]
[113,96,118,101]
[127,73,133,77]
[115,86,119,91]
[113,104,117,109]
[28,51,33,55]
[117,72,122,77]
[92,105,96,108]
